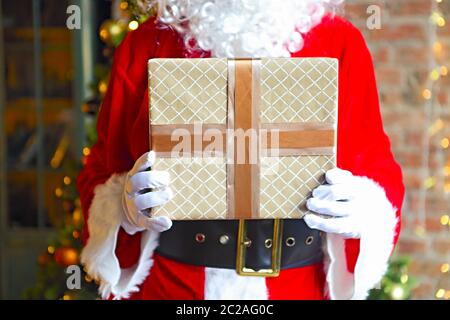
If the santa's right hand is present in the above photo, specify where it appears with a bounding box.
[121,151,173,234]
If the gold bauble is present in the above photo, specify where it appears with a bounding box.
[99,20,127,47]
[55,247,79,266]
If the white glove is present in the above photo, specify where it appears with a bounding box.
[304,168,392,239]
[121,151,173,234]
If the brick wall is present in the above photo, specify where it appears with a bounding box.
[344,0,450,299]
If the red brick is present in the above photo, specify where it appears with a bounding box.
[367,24,427,42]
[396,151,423,168]
[381,110,402,123]
[440,73,450,86]
[428,156,441,170]
[405,130,424,147]
[433,239,450,254]
[426,197,450,213]
[371,46,390,63]
[437,90,448,105]
[403,172,424,189]
[395,45,430,64]
[376,67,403,86]
[406,193,423,213]
[380,90,403,105]
[344,3,368,21]
[398,238,427,254]
[425,217,445,232]
[409,260,442,277]
[412,283,434,299]
[387,0,432,17]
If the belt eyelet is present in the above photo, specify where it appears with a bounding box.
[195,233,206,243]
[285,237,296,247]
[219,234,229,245]
[243,238,252,247]
[264,239,273,248]
[305,236,314,245]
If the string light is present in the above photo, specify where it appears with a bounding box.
[72,230,80,239]
[415,225,426,237]
[120,1,129,10]
[436,288,445,299]
[422,89,432,100]
[430,69,440,81]
[82,147,91,156]
[50,136,69,168]
[445,183,450,193]
[424,176,436,189]
[428,118,444,136]
[400,274,409,284]
[47,246,55,254]
[391,285,405,300]
[55,188,63,198]
[63,176,71,185]
[433,42,443,55]
[445,291,450,300]
[423,1,449,300]
[431,11,446,27]
[444,165,450,176]
[128,20,139,31]
[99,28,108,41]
[98,80,108,95]
[73,208,82,225]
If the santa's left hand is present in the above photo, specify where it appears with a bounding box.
[304,168,392,239]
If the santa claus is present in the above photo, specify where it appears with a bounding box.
[77,0,405,300]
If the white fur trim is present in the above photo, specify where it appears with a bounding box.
[324,176,398,300]
[204,268,268,300]
[80,173,159,300]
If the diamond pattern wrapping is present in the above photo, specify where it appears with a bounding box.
[261,58,338,123]
[149,58,338,220]
[149,58,228,124]
[152,158,227,220]
[260,156,334,219]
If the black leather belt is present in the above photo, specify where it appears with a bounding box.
[156,219,323,276]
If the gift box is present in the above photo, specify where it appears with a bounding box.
[148,58,338,220]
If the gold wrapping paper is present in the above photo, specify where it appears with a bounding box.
[148,58,338,220]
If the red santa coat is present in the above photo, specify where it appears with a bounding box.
[77,14,405,300]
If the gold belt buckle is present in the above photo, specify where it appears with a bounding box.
[236,218,283,277]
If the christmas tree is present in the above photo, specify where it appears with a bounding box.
[23,0,153,300]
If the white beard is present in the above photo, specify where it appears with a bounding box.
[154,0,343,57]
